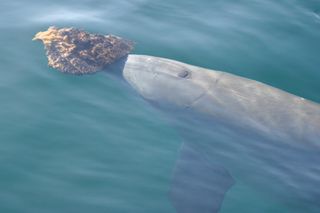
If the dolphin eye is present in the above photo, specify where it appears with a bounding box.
[178,70,190,78]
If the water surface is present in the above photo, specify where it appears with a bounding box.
[0,0,320,212]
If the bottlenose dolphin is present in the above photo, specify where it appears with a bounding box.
[34,27,320,213]
[111,55,320,213]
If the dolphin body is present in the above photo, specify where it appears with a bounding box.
[109,55,320,213]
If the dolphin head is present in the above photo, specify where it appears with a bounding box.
[122,55,221,110]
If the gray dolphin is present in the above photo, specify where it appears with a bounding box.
[115,55,320,213]
[34,27,320,213]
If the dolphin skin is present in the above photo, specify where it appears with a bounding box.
[34,28,320,213]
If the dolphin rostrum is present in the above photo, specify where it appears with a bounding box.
[34,27,320,213]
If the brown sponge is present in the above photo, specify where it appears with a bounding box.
[33,26,134,74]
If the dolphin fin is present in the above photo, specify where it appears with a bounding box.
[169,143,235,213]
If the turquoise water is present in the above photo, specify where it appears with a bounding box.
[1,0,320,212]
